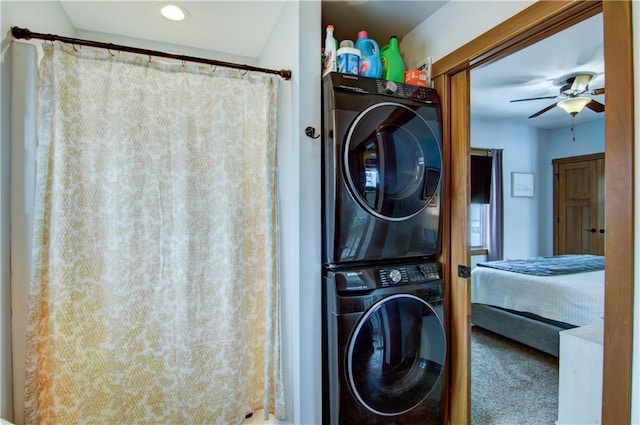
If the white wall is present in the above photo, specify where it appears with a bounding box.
[400,1,534,65]
[470,118,605,267]
[259,1,322,424]
[293,2,322,424]
[259,3,300,422]
[75,29,255,66]
[258,2,300,423]
[539,118,605,255]
[471,118,541,259]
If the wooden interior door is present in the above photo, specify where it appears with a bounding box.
[553,153,605,255]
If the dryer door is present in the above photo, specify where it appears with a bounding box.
[344,102,442,221]
[347,293,446,416]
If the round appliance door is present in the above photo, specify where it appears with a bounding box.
[344,102,442,221]
[347,293,446,416]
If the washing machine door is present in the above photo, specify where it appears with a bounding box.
[347,293,446,416]
[344,102,442,221]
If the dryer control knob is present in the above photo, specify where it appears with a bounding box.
[384,81,398,94]
[389,269,402,283]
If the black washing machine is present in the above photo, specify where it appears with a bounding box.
[322,261,446,425]
[322,73,443,267]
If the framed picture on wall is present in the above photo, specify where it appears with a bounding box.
[511,172,534,197]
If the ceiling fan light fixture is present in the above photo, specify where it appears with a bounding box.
[557,96,592,116]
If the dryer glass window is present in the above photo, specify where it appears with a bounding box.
[344,103,442,221]
[347,294,446,416]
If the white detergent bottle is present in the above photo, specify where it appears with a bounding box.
[323,25,337,76]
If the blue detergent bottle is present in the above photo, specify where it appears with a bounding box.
[355,31,382,78]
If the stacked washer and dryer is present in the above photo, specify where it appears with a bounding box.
[321,72,447,425]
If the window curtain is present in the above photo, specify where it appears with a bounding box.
[487,149,504,261]
[24,43,283,424]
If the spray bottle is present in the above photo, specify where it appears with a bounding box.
[323,25,338,77]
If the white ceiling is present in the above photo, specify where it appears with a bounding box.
[57,1,604,130]
[59,1,287,58]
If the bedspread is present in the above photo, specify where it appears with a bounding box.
[477,254,604,276]
[471,266,604,326]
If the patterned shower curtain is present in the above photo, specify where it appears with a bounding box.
[24,43,283,424]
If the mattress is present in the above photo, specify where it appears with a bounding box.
[471,266,604,327]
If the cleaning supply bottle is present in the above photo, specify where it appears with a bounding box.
[381,36,405,83]
[337,40,361,75]
[354,31,382,78]
[323,25,338,77]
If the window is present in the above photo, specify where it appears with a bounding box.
[470,203,489,250]
[469,148,495,255]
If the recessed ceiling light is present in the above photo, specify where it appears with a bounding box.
[160,4,187,21]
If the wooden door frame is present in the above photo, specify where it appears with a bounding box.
[435,1,634,424]
[436,69,471,424]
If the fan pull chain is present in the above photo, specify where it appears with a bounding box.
[571,116,576,142]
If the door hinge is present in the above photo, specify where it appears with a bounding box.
[458,265,471,279]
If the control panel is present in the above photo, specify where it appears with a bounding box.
[379,262,441,287]
[374,79,436,102]
[379,267,409,286]
[334,261,442,292]
[327,72,439,104]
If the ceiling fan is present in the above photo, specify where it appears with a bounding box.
[510,73,605,118]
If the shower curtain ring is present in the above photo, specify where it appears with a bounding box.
[211,65,217,73]
[242,69,248,76]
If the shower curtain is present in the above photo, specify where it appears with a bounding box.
[24,43,283,425]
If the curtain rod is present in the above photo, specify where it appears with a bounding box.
[11,26,292,80]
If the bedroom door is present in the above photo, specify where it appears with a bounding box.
[553,153,605,256]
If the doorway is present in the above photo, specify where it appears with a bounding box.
[434,2,634,424]
[467,13,606,421]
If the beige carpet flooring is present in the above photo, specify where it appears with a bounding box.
[471,326,559,425]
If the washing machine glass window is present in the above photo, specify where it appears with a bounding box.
[346,293,446,416]
[344,102,442,221]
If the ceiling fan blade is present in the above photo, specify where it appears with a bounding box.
[510,95,558,103]
[589,87,605,95]
[528,103,558,118]
[585,99,605,113]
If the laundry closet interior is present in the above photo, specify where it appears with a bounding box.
[320,4,450,424]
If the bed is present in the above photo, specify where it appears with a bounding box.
[470,254,605,357]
